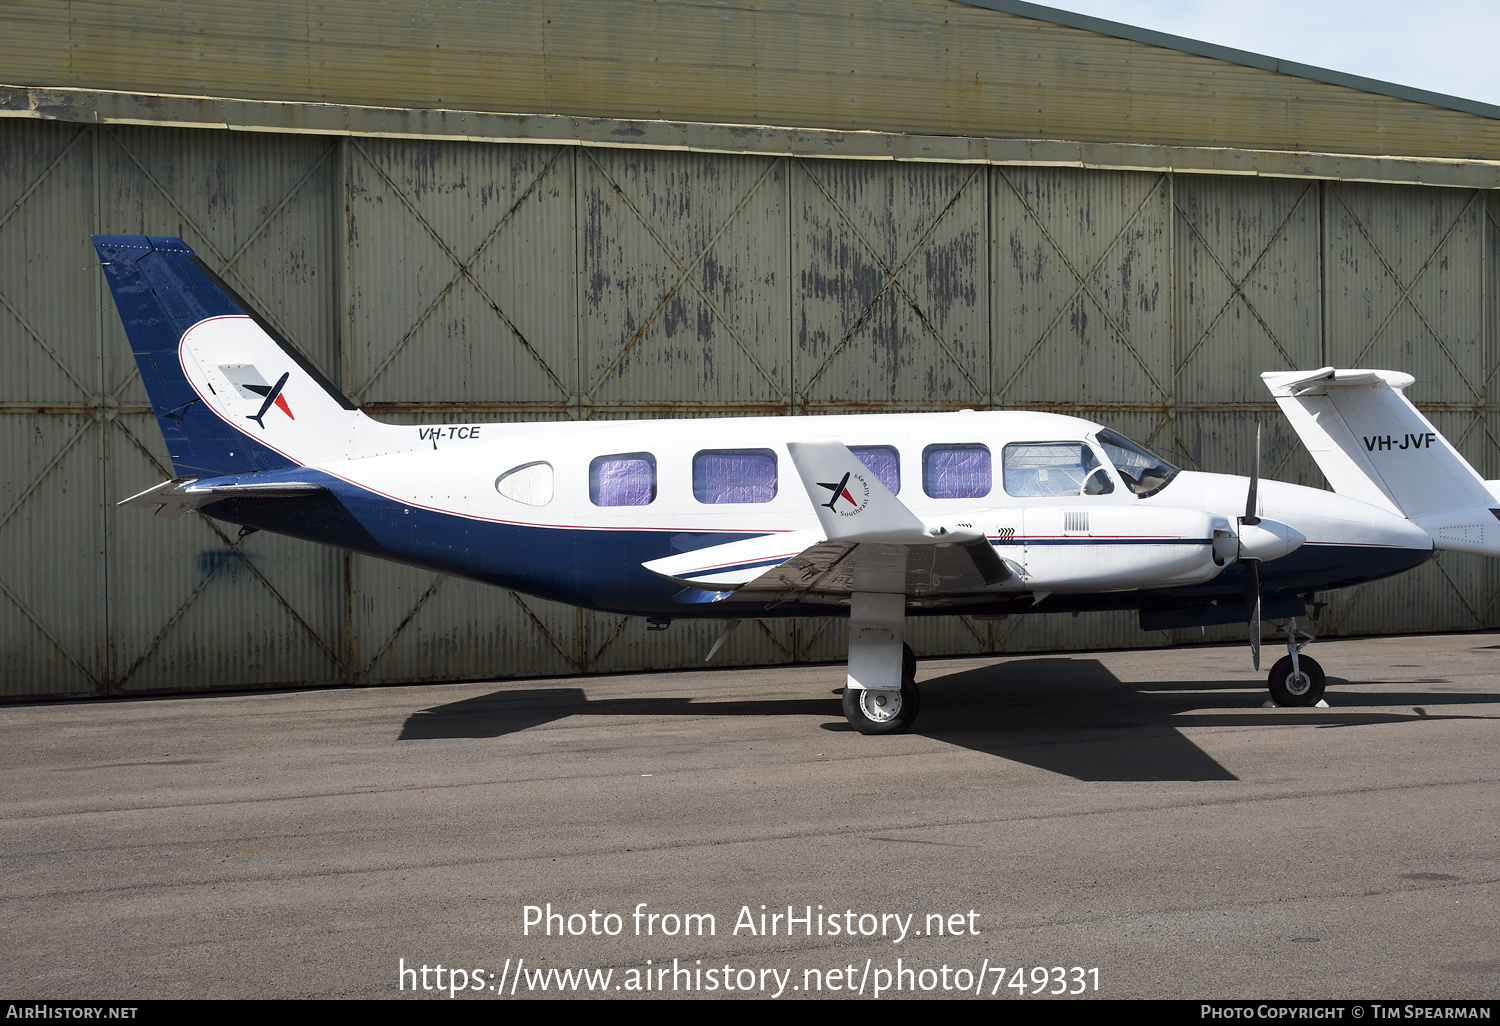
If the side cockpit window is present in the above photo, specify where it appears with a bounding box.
[1002,442,1113,497]
[1095,429,1179,497]
[495,461,554,505]
[590,452,657,507]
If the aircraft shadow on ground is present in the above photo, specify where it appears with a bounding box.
[397,658,1500,783]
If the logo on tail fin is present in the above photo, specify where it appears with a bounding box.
[817,471,870,516]
[219,364,294,428]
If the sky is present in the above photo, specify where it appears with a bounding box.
[1033,1,1500,108]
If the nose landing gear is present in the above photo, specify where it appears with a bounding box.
[1267,620,1324,707]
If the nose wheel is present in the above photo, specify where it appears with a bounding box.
[1268,654,1325,706]
[843,643,921,734]
[1267,620,1325,707]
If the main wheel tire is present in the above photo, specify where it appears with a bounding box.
[1268,654,1326,707]
[843,646,921,734]
[843,678,921,734]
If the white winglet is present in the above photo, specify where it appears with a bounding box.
[784,441,929,542]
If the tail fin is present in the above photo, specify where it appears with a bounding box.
[1265,367,1500,555]
[94,235,359,477]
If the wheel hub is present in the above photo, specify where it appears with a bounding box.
[859,688,903,723]
[1285,670,1312,697]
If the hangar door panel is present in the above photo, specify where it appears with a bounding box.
[1323,182,1485,408]
[1170,176,1325,494]
[96,126,341,405]
[345,140,577,414]
[579,149,790,416]
[0,122,108,695]
[992,168,1170,409]
[1318,184,1489,640]
[793,159,987,411]
[1173,176,1323,405]
[95,126,348,692]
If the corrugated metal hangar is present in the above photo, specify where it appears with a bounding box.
[2,0,1498,699]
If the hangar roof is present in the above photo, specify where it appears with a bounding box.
[3,0,1498,188]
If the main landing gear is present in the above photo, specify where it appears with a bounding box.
[843,643,920,734]
[842,593,920,734]
[1267,619,1325,707]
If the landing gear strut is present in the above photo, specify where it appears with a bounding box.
[842,593,920,734]
[1267,619,1324,707]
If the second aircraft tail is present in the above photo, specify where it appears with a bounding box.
[1264,367,1500,555]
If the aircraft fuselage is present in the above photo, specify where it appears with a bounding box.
[197,410,1434,619]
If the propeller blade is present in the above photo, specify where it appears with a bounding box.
[1244,422,1261,526]
[1244,558,1262,670]
[1238,423,1264,669]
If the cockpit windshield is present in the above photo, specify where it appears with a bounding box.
[1095,428,1180,498]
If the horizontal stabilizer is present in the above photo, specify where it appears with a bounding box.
[119,475,327,520]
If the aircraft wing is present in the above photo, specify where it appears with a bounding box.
[733,538,1011,602]
[644,535,1013,603]
[119,475,328,519]
[641,441,1015,604]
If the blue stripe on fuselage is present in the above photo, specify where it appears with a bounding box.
[198,470,1433,617]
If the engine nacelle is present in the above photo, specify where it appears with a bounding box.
[994,505,1234,593]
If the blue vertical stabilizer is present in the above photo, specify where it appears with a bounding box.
[94,235,353,477]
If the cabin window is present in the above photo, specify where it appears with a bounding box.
[495,461,554,505]
[1001,442,1112,497]
[849,445,900,494]
[693,448,778,504]
[590,452,657,507]
[922,444,992,499]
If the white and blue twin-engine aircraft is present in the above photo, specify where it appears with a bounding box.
[96,235,1500,733]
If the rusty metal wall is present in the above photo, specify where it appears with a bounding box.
[2,118,1498,699]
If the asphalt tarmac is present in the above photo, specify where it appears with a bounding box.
[2,632,1498,1000]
